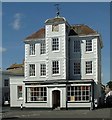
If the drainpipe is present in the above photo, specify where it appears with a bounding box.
[66,81,68,110]
[92,82,95,109]
[90,81,94,110]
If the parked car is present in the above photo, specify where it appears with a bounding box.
[97,93,105,108]
[105,95,112,107]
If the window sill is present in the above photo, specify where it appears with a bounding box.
[29,76,36,78]
[86,73,93,75]
[52,50,60,53]
[29,55,36,56]
[17,97,23,101]
[85,51,93,54]
[40,76,46,78]
[52,74,61,77]
[40,54,46,55]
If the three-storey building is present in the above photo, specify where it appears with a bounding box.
[10,14,103,109]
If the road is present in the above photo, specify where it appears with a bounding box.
[1,106,112,119]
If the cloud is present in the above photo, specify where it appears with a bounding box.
[11,13,23,30]
[0,47,7,52]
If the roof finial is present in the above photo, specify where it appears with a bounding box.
[55,4,60,17]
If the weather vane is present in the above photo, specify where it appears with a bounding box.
[55,4,60,17]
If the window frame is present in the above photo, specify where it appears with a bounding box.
[17,86,22,99]
[29,64,36,77]
[29,44,35,56]
[40,64,46,77]
[86,40,93,52]
[4,79,9,87]
[74,62,81,75]
[40,43,46,55]
[67,86,91,102]
[85,61,92,74]
[26,87,47,102]
[74,40,80,52]
[52,60,60,75]
[52,38,59,52]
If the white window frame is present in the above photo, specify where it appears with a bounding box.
[86,40,93,52]
[52,60,60,75]
[29,64,36,77]
[40,64,46,77]
[52,38,59,52]
[29,44,35,55]
[74,40,80,52]
[85,61,92,74]
[40,43,46,55]
[17,86,22,99]
[26,87,47,102]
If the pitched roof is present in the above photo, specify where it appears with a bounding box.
[25,24,97,41]
[70,24,97,36]
[6,63,24,76]
[7,63,24,70]
[25,28,45,40]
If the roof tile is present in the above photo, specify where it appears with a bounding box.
[25,28,45,40]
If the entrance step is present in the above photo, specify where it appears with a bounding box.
[54,107,60,110]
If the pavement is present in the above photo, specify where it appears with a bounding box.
[1,106,112,119]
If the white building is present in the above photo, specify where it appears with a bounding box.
[0,63,24,105]
[10,13,103,109]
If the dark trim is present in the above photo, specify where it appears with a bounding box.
[25,101,47,103]
[10,107,52,110]
[61,107,90,110]
[24,79,94,85]
[66,82,68,110]
[25,87,27,103]
[92,82,95,109]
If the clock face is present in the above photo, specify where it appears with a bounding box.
[52,24,59,32]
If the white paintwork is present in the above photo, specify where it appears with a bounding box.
[10,76,24,107]
[10,16,102,108]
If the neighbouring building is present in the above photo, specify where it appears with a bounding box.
[10,11,103,109]
[0,70,10,105]
[0,63,24,105]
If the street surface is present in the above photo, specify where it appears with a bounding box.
[1,106,112,119]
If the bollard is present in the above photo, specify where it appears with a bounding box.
[20,104,23,110]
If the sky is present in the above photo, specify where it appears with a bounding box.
[2,2,110,84]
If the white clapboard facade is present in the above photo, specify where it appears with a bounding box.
[10,14,103,109]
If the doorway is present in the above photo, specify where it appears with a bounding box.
[52,90,60,109]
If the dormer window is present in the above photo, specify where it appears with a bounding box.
[52,24,59,32]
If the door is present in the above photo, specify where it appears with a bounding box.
[52,90,60,109]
